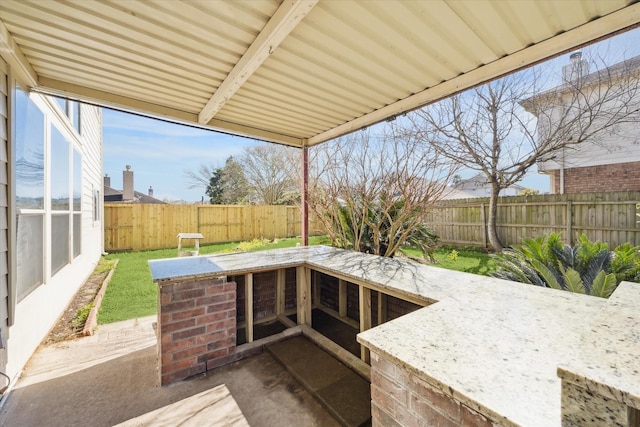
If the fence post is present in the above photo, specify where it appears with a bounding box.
[566,200,573,245]
[480,203,487,248]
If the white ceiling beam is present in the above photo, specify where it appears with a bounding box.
[307,3,640,146]
[0,18,38,87]
[37,77,305,147]
[198,0,318,125]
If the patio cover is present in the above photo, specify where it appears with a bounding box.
[1,0,638,148]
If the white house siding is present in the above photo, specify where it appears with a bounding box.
[4,79,103,381]
[535,58,640,173]
[0,59,9,374]
[538,98,640,172]
[79,104,103,256]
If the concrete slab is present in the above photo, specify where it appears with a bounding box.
[268,336,354,391]
[311,309,361,358]
[0,316,339,427]
[268,336,371,427]
[113,384,249,427]
[316,375,372,427]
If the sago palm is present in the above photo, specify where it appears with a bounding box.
[492,233,639,298]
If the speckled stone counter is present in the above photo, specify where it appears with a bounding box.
[556,281,640,426]
[150,245,505,305]
[150,246,640,425]
[358,283,611,426]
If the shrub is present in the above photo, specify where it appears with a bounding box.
[330,199,441,261]
[491,233,640,298]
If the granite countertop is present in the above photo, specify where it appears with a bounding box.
[150,245,511,305]
[557,281,640,410]
[149,245,336,283]
[148,246,640,426]
[357,284,609,426]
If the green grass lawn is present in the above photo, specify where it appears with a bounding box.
[99,237,493,324]
[400,245,496,276]
[98,236,331,324]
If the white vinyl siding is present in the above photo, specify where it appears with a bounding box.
[0,57,9,373]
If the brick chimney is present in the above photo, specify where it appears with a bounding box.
[123,165,134,201]
[563,51,589,83]
[104,174,111,188]
[148,186,154,197]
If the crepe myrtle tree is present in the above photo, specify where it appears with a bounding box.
[308,129,456,259]
[398,53,640,251]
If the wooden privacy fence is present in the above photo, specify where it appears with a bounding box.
[104,204,320,251]
[425,191,640,248]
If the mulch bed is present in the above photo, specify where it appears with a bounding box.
[43,263,114,345]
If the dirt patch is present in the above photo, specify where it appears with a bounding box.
[43,259,116,345]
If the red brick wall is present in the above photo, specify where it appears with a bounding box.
[158,277,236,385]
[551,161,640,193]
[285,268,297,310]
[370,351,495,427]
[234,268,297,323]
[234,272,278,322]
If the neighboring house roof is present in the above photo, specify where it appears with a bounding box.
[104,186,166,204]
[442,174,526,200]
[441,187,478,200]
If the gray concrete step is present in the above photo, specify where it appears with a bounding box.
[267,336,372,427]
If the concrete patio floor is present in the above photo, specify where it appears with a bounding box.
[0,316,340,427]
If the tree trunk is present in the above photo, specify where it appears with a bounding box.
[487,186,504,252]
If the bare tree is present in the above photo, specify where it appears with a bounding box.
[241,144,299,205]
[400,53,640,251]
[308,130,456,258]
[184,164,215,192]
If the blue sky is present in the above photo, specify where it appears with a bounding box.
[103,29,640,202]
[103,112,262,202]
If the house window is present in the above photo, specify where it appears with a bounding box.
[51,214,70,275]
[51,127,70,210]
[73,149,82,258]
[54,96,67,114]
[15,87,85,299]
[50,125,71,275]
[15,91,45,209]
[51,96,81,134]
[93,187,101,223]
[72,101,81,134]
[15,88,45,300]
[16,214,44,300]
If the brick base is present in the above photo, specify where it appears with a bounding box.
[158,277,236,385]
[370,351,494,427]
